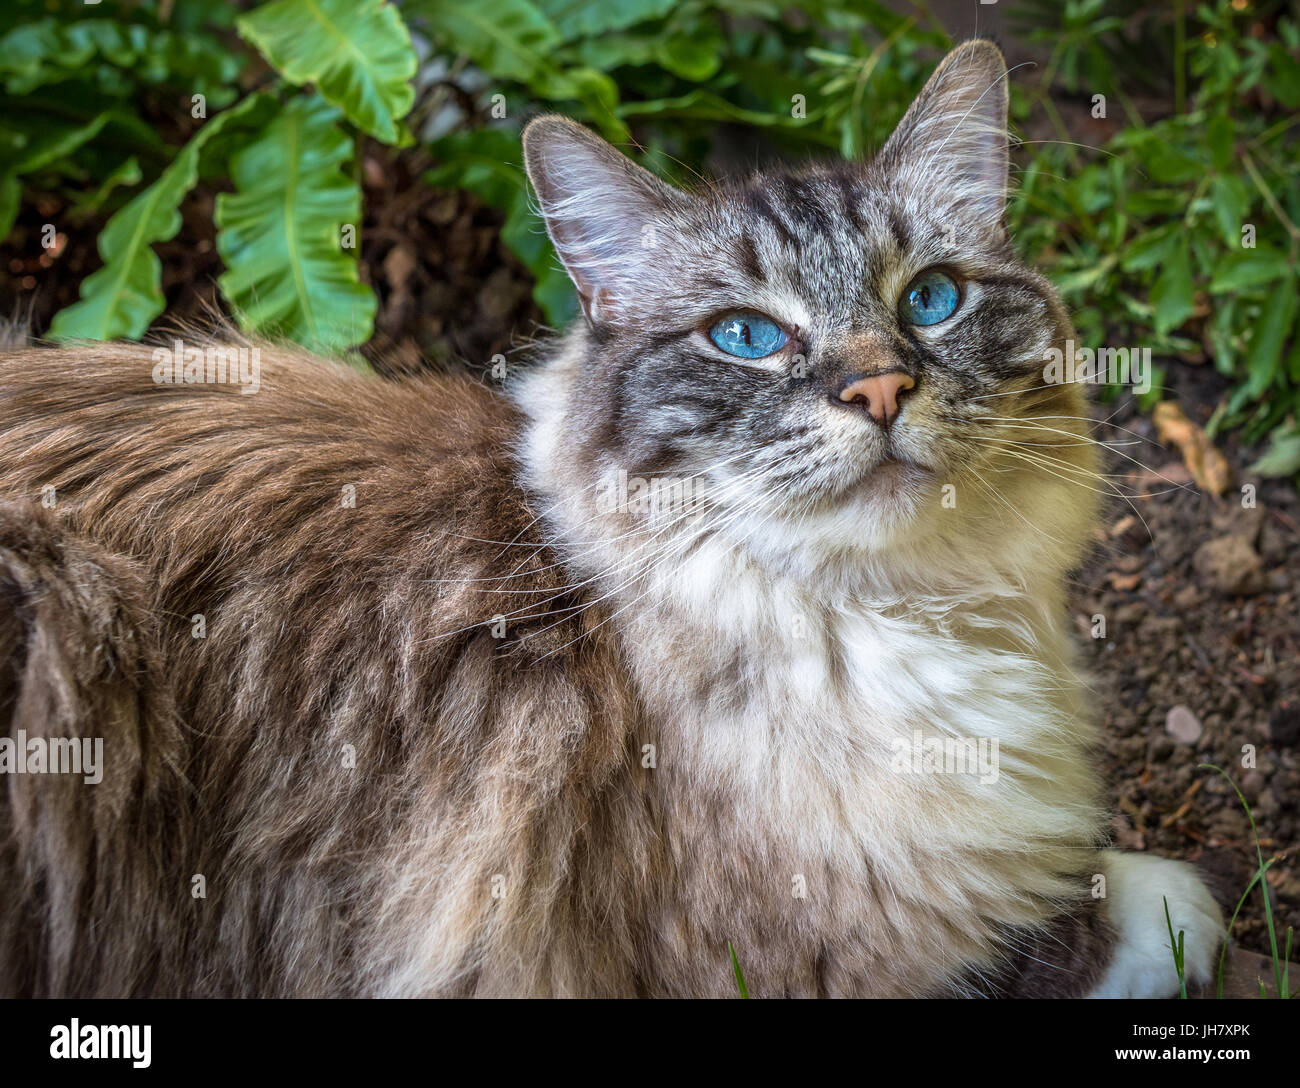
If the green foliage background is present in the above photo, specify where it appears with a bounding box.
[1,0,1297,470]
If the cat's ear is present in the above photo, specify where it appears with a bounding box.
[879,39,1010,231]
[523,116,685,325]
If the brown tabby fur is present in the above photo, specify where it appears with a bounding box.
[0,342,652,996]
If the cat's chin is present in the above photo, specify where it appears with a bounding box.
[852,455,933,508]
[770,457,936,556]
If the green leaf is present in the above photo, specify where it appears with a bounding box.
[616,89,831,134]
[1144,142,1203,185]
[49,94,270,342]
[9,111,115,174]
[237,0,415,144]
[68,156,143,220]
[411,0,560,85]
[1244,278,1297,399]
[1206,113,1234,172]
[1151,237,1195,336]
[1210,246,1293,293]
[1266,42,1300,107]
[1120,223,1180,273]
[653,36,722,82]
[215,96,377,353]
[1210,174,1249,247]
[538,0,679,39]
[0,17,242,99]
[1250,424,1300,478]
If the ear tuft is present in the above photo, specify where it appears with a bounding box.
[879,40,1011,231]
[522,116,684,324]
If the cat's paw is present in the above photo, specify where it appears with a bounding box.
[1088,851,1224,999]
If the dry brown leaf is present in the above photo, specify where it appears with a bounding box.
[1152,401,1231,495]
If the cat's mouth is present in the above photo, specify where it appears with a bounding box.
[855,452,932,501]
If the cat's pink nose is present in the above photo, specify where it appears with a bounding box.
[837,371,915,426]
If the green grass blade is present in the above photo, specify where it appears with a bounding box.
[728,941,749,999]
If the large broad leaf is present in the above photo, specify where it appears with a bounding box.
[237,0,415,144]
[425,129,576,327]
[215,96,377,353]
[49,95,269,342]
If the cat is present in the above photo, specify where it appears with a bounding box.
[0,39,1223,998]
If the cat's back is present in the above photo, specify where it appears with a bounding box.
[0,338,615,706]
[0,340,518,534]
[0,341,547,610]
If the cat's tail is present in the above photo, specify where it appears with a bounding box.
[0,501,190,996]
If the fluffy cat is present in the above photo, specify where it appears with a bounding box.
[0,40,1222,997]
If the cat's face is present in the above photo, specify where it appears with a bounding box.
[522,41,1097,569]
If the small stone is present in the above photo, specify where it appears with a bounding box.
[1166,704,1203,745]
[1193,534,1265,596]
[1173,583,1202,610]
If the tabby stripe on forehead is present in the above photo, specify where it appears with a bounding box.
[831,173,867,234]
[887,209,912,251]
[742,187,798,247]
[773,176,833,236]
[735,231,766,284]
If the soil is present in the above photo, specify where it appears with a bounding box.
[1080,375,1299,960]
[2,143,1295,963]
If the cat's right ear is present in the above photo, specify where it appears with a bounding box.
[523,116,685,326]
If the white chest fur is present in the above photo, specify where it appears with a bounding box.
[617,535,1104,919]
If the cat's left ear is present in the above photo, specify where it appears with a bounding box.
[523,116,687,326]
[879,39,1010,233]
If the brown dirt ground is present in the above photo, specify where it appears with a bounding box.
[1080,375,1299,961]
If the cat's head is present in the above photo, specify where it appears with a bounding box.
[519,41,1099,583]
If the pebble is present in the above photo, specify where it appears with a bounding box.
[1193,534,1266,596]
[1166,704,1204,745]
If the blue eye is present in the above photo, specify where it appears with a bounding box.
[708,312,788,359]
[901,270,960,326]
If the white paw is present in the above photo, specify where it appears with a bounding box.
[1088,852,1225,999]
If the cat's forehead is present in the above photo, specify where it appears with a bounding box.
[677,164,975,322]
